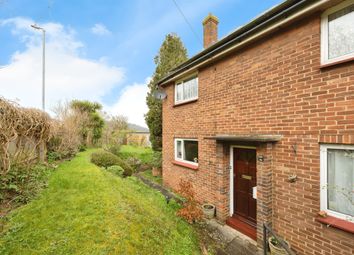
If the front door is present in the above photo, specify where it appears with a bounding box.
[227,147,257,239]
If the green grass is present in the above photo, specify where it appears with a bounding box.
[118,145,153,164]
[0,149,200,255]
[140,170,162,185]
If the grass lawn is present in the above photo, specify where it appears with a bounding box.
[0,149,200,255]
[118,145,153,164]
[140,170,163,185]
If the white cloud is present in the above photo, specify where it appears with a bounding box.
[0,17,123,112]
[107,78,149,127]
[91,23,111,36]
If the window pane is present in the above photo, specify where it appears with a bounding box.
[176,140,182,159]
[191,78,198,98]
[176,83,183,102]
[328,4,354,59]
[327,149,354,216]
[183,80,190,100]
[184,140,198,163]
[175,77,198,102]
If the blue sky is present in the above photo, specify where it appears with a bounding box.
[0,0,282,126]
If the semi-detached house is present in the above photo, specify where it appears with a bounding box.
[158,0,354,254]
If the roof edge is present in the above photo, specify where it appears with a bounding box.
[158,0,330,86]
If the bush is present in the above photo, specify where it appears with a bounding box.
[91,151,133,177]
[79,144,87,152]
[91,151,120,169]
[152,151,162,168]
[48,101,89,160]
[108,144,121,156]
[122,166,133,177]
[126,157,142,171]
[0,164,53,204]
[47,151,62,162]
[176,179,203,223]
[0,97,51,174]
[106,165,124,177]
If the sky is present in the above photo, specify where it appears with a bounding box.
[0,0,282,127]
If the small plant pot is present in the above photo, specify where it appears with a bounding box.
[152,167,162,177]
[202,204,215,219]
[268,237,290,255]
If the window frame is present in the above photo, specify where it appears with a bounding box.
[320,144,354,222]
[174,138,199,166]
[174,74,198,104]
[321,0,354,65]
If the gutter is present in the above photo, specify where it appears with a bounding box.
[159,0,330,86]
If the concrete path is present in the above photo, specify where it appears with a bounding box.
[205,219,262,255]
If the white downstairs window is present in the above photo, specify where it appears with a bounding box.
[175,75,198,104]
[321,0,354,65]
[320,144,354,222]
[174,139,198,165]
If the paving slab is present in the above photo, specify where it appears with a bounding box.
[205,219,262,255]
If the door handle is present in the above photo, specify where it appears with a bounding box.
[241,174,252,180]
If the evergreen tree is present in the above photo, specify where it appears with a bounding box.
[145,33,188,151]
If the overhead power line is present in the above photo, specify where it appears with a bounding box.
[171,0,203,47]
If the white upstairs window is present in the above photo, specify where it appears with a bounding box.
[175,76,198,104]
[320,144,354,222]
[321,0,354,65]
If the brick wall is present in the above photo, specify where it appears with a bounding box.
[162,13,354,255]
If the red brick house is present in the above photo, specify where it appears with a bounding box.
[158,0,354,254]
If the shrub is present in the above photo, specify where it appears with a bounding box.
[106,165,124,177]
[91,151,133,177]
[0,164,53,204]
[176,179,203,223]
[126,157,142,171]
[122,166,133,177]
[48,101,88,159]
[108,144,121,156]
[91,151,120,169]
[101,115,127,154]
[152,151,162,168]
[47,151,62,162]
[0,97,51,174]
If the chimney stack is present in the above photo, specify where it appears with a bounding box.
[203,13,219,48]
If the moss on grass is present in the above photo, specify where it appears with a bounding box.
[0,149,200,255]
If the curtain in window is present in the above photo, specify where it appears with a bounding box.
[176,77,198,102]
[328,4,354,59]
[327,149,354,216]
[176,83,183,102]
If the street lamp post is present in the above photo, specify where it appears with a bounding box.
[31,24,46,111]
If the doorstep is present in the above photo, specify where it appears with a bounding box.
[205,219,261,255]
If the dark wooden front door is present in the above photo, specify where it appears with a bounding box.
[227,147,257,240]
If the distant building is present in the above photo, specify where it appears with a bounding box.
[125,124,151,147]
[126,131,151,147]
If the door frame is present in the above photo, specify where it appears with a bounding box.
[229,145,257,217]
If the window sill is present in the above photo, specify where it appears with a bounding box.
[172,160,198,170]
[173,99,198,107]
[320,56,354,69]
[316,215,354,234]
